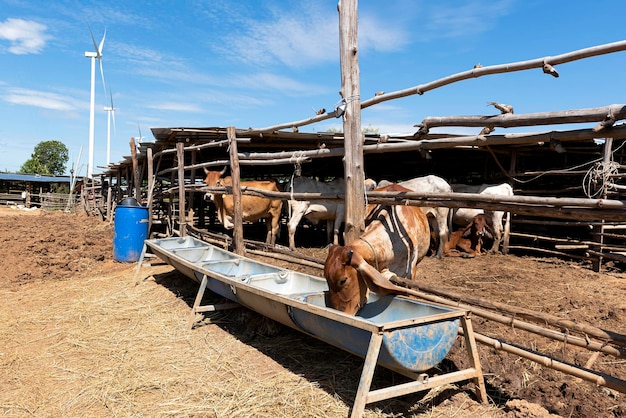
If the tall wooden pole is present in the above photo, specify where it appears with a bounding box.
[176,141,187,237]
[338,0,365,244]
[146,147,154,236]
[228,126,245,255]
[593,137,614,271]
[130,137,141,201]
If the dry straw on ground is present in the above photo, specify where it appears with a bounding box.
[0,261,503,417]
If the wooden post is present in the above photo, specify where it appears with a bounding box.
[503,151,517,254]
[228,126,245,255]
[116,170,122,200]
[130,137,141,201]
[188,149,197,227]
[593,137,614,271]
[146,147,154,236]
[338,0,366,244]
[177,141,187,237]
[106,184,112,221]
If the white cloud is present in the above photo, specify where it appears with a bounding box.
[4,88,77,112]
[232,72,329,96]
[359,14,409,53]
[422,0,515,40]
[146,102,204,113]
[0,18,50,54]
[221,7,337,68]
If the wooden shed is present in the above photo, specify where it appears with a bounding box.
[95,118,626,272]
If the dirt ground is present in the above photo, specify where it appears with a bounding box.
[1,206,625,417]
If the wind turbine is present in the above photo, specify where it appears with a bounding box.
[104,86,116,165]
[85,24,107,178]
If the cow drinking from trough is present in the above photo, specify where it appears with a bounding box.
[323,184,431,315]
[203,168,283,245]
[286,177,377,250]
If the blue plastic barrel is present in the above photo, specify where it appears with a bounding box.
[113,199,149,262]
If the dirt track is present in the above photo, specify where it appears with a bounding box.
[1,207,625,417]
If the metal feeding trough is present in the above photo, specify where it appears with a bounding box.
[136,236,487,417]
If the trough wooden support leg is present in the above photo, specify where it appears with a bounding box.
[350,332,383,418]
[461,314,488,403]
[189,274,239,329]
[132,242,148,285]
[189,274,210,329]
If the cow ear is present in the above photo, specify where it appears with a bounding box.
[461,223,473,238]
[484,224,494,239]
[345,249,354,266]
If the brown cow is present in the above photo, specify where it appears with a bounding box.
[323,184,431,315]
[203,168,283,245]
[444,214,493,257]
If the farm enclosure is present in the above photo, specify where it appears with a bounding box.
[1,207,624,417]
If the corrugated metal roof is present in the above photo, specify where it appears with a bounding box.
[0,173,75,183]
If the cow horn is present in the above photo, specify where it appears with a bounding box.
[203,167,209,174]
[219,166,227,176]
[355,259,411,296]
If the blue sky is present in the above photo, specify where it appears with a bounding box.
[1,0,626,175]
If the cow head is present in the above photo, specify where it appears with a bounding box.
[324,245,368,315]
[324,244,410,315]
[464,214,494,239]
[203,167,228,201]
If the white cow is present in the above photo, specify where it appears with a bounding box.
[286,177,377,250]
[398,175,453,258]
[451,183,514,253]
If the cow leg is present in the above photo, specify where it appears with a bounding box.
[332,207,345,246]
[491,223,503,254]
[485,212,502,253]
[267,213,281,246]
[502,211,511,254]
[456,238,477,256]
[435,208,450,259]
[287,202,307,250]
[326,219,334,245]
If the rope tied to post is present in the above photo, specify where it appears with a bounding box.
[583,160,620,198]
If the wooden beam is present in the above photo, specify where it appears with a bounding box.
[417,104,626,131]
[228,126,245,255]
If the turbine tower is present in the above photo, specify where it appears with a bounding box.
[104,87,116,165]
[85,25,106,178]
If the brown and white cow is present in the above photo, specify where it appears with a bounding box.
[444,214,493,257]
[203,168,283,245]
[323,184,431,315]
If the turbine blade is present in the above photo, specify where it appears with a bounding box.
[112,109,116,135]
[86,22,100,55]
[108,85,114,108]
[99,58,107,98]
[98,28,106,56]
[109,86,116,134]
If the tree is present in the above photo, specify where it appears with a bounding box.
[20,140,69,175]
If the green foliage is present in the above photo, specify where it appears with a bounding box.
[20,140,69,175]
